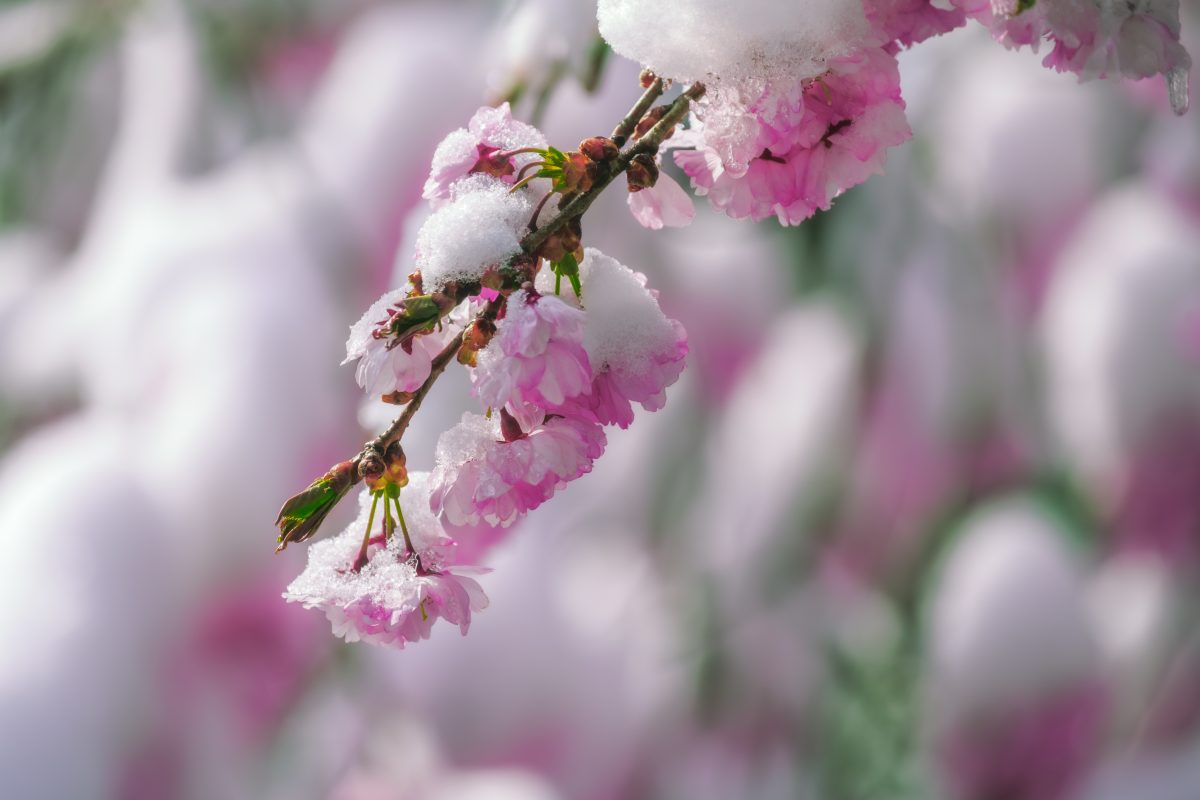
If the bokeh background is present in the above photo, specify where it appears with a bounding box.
[2,1,1200,798]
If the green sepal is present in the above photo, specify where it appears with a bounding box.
[387,295,443,341]
[551,252,582,298]
[275,460,359,551]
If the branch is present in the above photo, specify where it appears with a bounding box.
[276,82,706,549]
[611,76,664,145]
[370,329,466,453]
[522,82,705,257]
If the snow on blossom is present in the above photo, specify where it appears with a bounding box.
[472,288,593,415]
[429,412,606,528]
[344,286,465,398]
[596,0,873,84]
[415,175,533,291]
[957,0,1192,113]
[675,47,912,225]
[577,249,688,428]
[422,103,548,207]
[284,485,488,647]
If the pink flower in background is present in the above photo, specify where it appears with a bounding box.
[422,103,548,206]
[676,48,912,225]
[577,249,689,428]
[472,288,593,414]
[1043,0,1191,83]
[940,684,1107,800]
[429,412,606,527]
[956,0,1191,112]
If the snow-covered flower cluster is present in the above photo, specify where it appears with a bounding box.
[285,474,489,647]
[598,0,1191,226]
[288,106,687,647]
[428,244,687,528]
[422,102,548,207]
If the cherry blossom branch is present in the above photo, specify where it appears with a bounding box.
[367,83,706,460]
[371,328,467,453]
[521,82,705,257]
[276,82,705,551]
[610,75,664,145]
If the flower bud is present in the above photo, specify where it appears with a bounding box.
[359,446,386,486]
[383,441,408,487]
[639,68,657,88]
[626,153,659,192]
[579,136,619,163]
[458,318,497,366]
[535,216,584,262]
[559,151,597,194]
[275,460,359,551]
[378,294,443,343]
[634,105,674,140]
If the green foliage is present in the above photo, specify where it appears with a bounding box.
[385,295,445,342]
[0,3,124,227]
[814,641,932,800]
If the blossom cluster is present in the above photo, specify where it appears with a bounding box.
[286,104,687,646]
[599,0,1191,226]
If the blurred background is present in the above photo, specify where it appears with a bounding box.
[1,0,1199,798]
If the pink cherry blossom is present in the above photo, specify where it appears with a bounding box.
[429,412,606,528]
[472,288,593,415]
[284,489,488,648]
[422,103,547,206]
[675,48,912,225]
[588,317,689,428]
[344,286,464,399]
[577,249,690,429]
[628,170,696,229]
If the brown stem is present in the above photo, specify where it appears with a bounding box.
[361,296,504,462]
[369,330,465,454]
[521,82,705,257]
[611,77,665,145]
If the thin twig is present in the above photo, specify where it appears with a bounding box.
[611,77,665,144]
[371,329,465,452]
[522,82,705,257]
